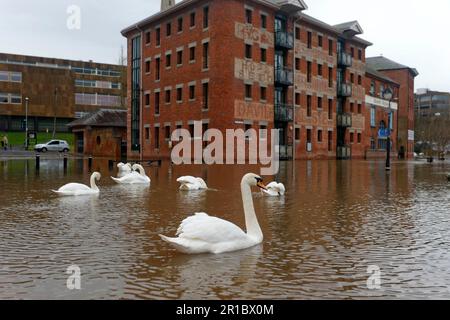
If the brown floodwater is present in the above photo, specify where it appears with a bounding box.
[0,158,449,300]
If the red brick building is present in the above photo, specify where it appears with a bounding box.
[364,67,400,159]
[366,56,418,159]
[68,109,127,159]
[121,0,416,161]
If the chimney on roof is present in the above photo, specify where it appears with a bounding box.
[161,0,175,11]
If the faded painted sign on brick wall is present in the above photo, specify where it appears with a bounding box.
[352,114,365,130]
[296,108,335,128]
[295,73,336,97]
[352,85,366,101]
[235,58,274,84]
[234,100,274,122]
[235,23,274,47]
[295,43,335,66]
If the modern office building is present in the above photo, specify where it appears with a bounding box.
[0,53,127,134]
[121,0,416,161]
[415,89,450,117]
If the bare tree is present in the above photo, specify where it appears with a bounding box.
[416,112,450,157]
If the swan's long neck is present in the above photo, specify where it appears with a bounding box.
[241,181,263,241]
[90,174,99,191]
[136,166,145,176]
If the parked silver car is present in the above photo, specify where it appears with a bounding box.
[34,140,70,153]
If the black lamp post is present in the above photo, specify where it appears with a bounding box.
[25,97,29,150]
[383,88,393,171]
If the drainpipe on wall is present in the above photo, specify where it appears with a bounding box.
[136,25,145,163]
[292,14,302,162]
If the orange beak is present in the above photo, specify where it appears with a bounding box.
[257,181,267,191]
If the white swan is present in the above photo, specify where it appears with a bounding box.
[111,164,150,185]
[160,173,267,254]
[177,176,208,191]
[117,162,132,178]
[262,182,286,197]
[53,172,101,196]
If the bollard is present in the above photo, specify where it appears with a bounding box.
[63,155,68,172]
[109,160,114,171]
[35,154,40,172]
[88,157,93,170]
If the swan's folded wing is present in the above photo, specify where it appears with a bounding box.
[57,183,88,192]
[266,182,285,194]
[113,172,143,184]
[177,176,199,186]
[176,213,248,244]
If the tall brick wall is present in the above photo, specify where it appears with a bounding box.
[291,19,337,159]
[377,69,415,159]
[363,73,400,158]
[123,0,412,162]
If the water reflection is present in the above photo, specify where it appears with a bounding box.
[0,159,449,299]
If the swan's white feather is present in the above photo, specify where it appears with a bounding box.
[160,213,252,254]
[111,171,150,185]
[263,182,286,196]
[177,176,200,186]
[177,176,207,190]
[176,213,247,242]
[117,163,132,178]
[160,173,264,254]
[53,183,98,196]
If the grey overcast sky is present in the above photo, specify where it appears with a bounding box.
[0,0,449,91]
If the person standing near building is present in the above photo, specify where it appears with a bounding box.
[3,134,8,150]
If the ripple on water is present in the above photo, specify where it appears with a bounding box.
[1,160,450,299]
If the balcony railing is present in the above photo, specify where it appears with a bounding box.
[337,145,351,159]
[338,82,352,97]
[275,31,294,49]
[274,103,294,122]
[338,51,353,67]
[275,68,294,86]
[279,145,293,160]
[337,113,352,127]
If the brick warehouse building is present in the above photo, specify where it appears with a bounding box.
[0,53,127,136]
[366,56,418,159]
[121,0,417,161]
[364,66,399,159]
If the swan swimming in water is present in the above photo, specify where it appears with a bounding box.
[111,164,150,185]
[117,162,132,178]
[160,173,267,254]
[177,176,208,191]
[262,182,286,197]
[53,172,101,196]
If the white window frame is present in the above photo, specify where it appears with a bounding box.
[0,93,9,104]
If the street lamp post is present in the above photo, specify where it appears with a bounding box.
[383,88,393,171]
[25,97,29,150]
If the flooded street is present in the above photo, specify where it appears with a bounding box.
[0,159,449,300]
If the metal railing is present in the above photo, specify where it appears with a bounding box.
[337,145,351,159]
[274,103,294,122]
[338,82,352,97]
[337,113,352,127]
[338,51,353,67]
[275,31,294,49]
[275,67,294,86]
